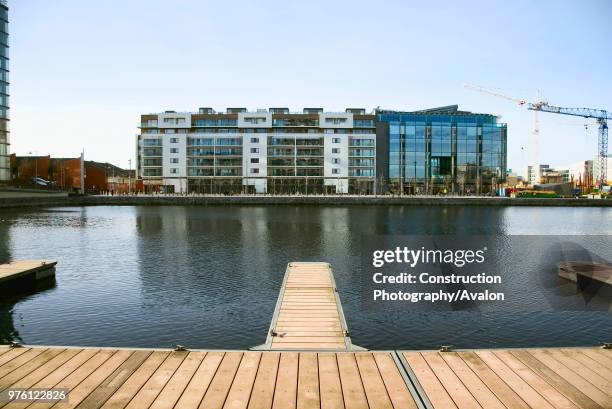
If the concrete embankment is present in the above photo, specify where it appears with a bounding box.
[1,194,612,208]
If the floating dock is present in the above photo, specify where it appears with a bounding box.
[558,261,612,285]
[256,262,360,351]
[0,260,56,287]
[1,261,611,408]
[0,345,610,408]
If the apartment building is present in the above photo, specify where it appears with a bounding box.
[137,108,376,194]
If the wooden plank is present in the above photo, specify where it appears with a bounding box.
[578,349,612,369]
[272,352,298,409]
[296,353,319,409]
[0,348,31,368]
[122,351,187,409]
[439,353,505,409]
[223,352,262,409]
[247,352,280,409]
[373,353,417,409]
[148,351,207,409]
[318,353,344,409]
[0,348,46,379]
[421,352,481,409]
[493,350,578,409]
[526,350,612,408]
[475,350,554,409]
[457,351,529,409]
[543,349,612,394]
[174,352,224,409]
[336,352,368,409]
[76,350,152,409]
[403,352,457,409]
[100,351,169,409]
[0,348,64,389]
[561,349,612,380]
[355,353,393,409]
[26,349,116,409]
[271,343,346,350]
[198,352,243,409]
[511,350,602,409]
[48,349,134,409]
[0,349,80,392]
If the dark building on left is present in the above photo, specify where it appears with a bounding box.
[0,1,8,183]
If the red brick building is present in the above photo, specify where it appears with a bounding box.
[10,154,135,194]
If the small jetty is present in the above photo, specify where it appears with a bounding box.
[255,262,360,351]
[0,261,610,408]
[557,261,612,285]
[0,260,56,289]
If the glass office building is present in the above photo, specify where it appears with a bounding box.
[0,1,8,183]
[376,105,507,194]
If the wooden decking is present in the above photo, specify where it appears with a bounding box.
[0,346,418,409]
[0,345,610,408]
[258,262,358,351]
[0,261,56,285]
[401,348,612,409]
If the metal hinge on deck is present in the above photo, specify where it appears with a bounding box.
[439,345,454,352]
[9,341,22,348]
[602,342,611,350]
[174,345,188,351]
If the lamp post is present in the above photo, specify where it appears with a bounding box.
[28,150,38,185]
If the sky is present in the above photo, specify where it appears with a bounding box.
[8,0,612,175]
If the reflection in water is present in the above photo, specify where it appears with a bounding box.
[0,205,610,350]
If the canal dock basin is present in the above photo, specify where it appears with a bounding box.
[0,261,610,408]
[0,261,56,290]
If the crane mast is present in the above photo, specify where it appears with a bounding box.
[465,84,610,188]
[527,104,610,188]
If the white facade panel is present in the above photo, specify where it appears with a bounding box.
[323,133,349,193]
[243,133,268,193]
[237,112,272,128]
[162,132,188,193]
[158,113,191,129]
[318,112,353,129]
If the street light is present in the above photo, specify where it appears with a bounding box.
[28,150,39,186]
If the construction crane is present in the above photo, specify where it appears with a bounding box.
[466,84,610,187]
[465,84,545,184]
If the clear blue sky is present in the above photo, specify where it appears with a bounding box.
[9,0,612,175]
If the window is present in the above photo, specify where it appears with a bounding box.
[170,168,178,174]
[332,158,340,164]
[324,129,334,134]
[250,137,259,143]
[165,129,176,134]
[170,148,179,153]
[170,138,179,143]
[325,117,347,124]
[332,168,340,174]
[251,148,259,153]
[170,158,179,164]
[332,148,340,154]
[176,118,186,124]
[332,138,341,143]
[250,158,259,164]
[251,168,260,174]
[244,117,267,124]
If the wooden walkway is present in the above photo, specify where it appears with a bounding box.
[0,346,418,409]
[401,348,612,409]
[0,261,56,284]
[557,261,612,285]
[0,345,610,408]
[258,262,359,351]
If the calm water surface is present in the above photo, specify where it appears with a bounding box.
[0,205,610,350]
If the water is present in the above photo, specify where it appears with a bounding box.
[0,205,610,350]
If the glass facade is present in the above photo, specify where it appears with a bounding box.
[378,107,507,194]
[0,3,7,182]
